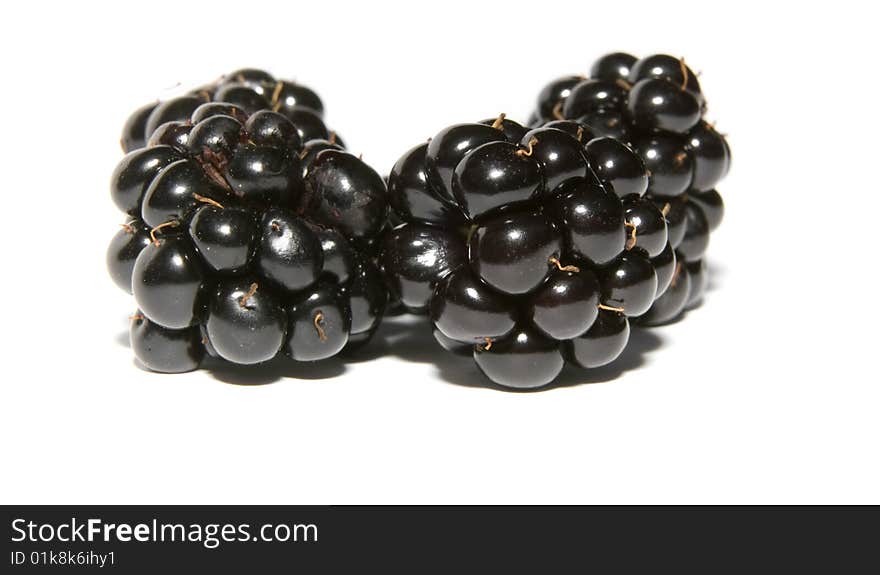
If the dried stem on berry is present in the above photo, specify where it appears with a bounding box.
[624,221,638,250]
[679,57,689,90]
[238,282,259,309]
[150,220,180,246]
[552,102,565,121]
[516,137,538,157]
[120,222,136,234]
[194,194,224,209]
[490,113,506,130]
[313,311,328,342]
[549,257,580,273]
[598,303,625,313]
[475,337,493,352]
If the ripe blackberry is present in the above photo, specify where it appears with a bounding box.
[382,115,663,389]
[119,68,336,156]
[109,71,388,373]
[530,52,730,325]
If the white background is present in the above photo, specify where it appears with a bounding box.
[1,1,877,504]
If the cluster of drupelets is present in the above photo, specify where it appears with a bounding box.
[108,53,728,389]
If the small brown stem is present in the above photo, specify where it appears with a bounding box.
[552,101,565,120]
[313,311,328,342]
[129,313,145,322]
[193,194,224,209]
[270,221,281,233]
[661,203,671,217]
[120,221,136,234]
[475,337,493,352]
[576,125,584,143]
[670,261,684,288]
[516,137,538,157]
[598,303,625,313]
[490,113,506,130]
[239,283,259,309]
[679,57,689,90]
[673,151,688,167]
[615,78,633,90]
[150,220,180,246]
[548,256,580,273]
[328,131,337,145]
[624,221,638,251]
[270,81,284,107]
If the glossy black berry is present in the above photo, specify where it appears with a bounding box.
[381,224,466,313]
[130,313,204,373]
[145,95,205,139]
[285,280,350,361]
[121,102,157,152]
[147,121,191,152]
[653,196,688,248]
[283,107,329,142]
[562,79,627,118]
[479,115,529,143]
[629,54,702,104]
[270,81,324,117]
[549,179,625,266]
[187,115,244,161]
[535,75,584,121]
[188,205,259,273]
[651,242,677,298]
[452,140,543,219]
[598,252,658,317]
[585,137,648,198]
[431,267,516,343]
[469,210,562,295]
[227,68,275,87]
[623,196,668,258]
[687,121,730,191]
[590,52,637,83]
[206,278,286,364]
[635,134,694,197]
[343,257,387,337]
[433,328,472,356]
[311,224,356,284]
[191,102,249,124]
[245,110,302,151]
[425,123,506,201]
[107,220,152,293]
[387,143,463,225]
[256,207,323,293]
[473,325,564,389]
[575,109,633,143]
[627,78,701,134]
[689,189,724,231]
[540,120,596,143]
[305,150,388,240]
[141,159,225,228]
[565,309,630,369]
[132,235,204,329]
[298,138,344,176]
[686,259,707,308]
[110,146,182,215]
[529,269,600,340]
[637,255,690,326]
[521,127,591,193]
[214,83,269,115]
[678,202,710,261]
[225,143,302,207]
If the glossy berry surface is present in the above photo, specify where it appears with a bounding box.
[521,127,590,193]
[565,310,630,369]
[121,102,157,153]
[635,134,694,197]
[473,326,564,389]
[529,270,600,340]
[430,267,516,343]
[590,52,637,83]
[549,179,625,266]
[562,79,627,119]
[585,137,648,198]
[107,220,152,293]
[627,78,701,134]
[469,210,562,295]
[131,236,204,330]
[598,252,658,317]
[131,313,204,373]
[206,278,286,364]
[111,69,389,373]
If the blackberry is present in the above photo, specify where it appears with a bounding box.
[381,115,659,389]
[530,52,730,325]
[109,70,388,373]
